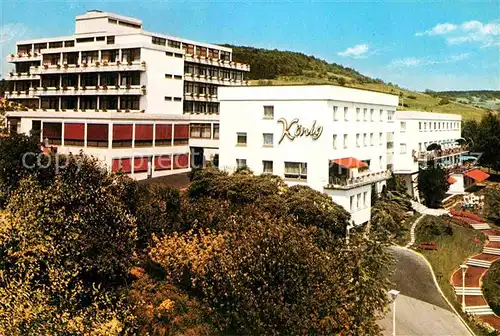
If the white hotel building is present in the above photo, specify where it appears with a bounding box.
[218,85,471,225]
[4,10,249,178]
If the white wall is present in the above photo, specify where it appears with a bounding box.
[219,85,399,224]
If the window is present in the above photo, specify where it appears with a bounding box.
[237,132,247,146]
[333,134,337,149]
[424,122,427,130]
[168,40,181,49]
[64,40,75,47]
[236,159,247,169]
[370,109,374,121]
[107,36,115,44]
[379,109,383,121]
[96,36,105,41]
[109,19,118,24]
[333,106,338,121]
[263,160,273,174]
[263,105,274,119]
[356,134,360,147]
[363,191,368,207]
[363,108,367,121]
[165,52,173,57]
[343,134,348,149]
[356,108,361,121]
[350,196,355,211]
[419,122,422,131]
[76,37,94,43]
[173,97,182,102]
[400,143,407,154]
[284,162,307,180]
[164,96,172,101]
[370,133,374,146]
[49,41,63,48]
[174,75,182,80]
[152,36,166,45]
[363,133,368,147]
[379,156,383,169]
[213,124,219,139]
[388,110,395,121]
[263,133,273,147]
[357,193,361,209]
[379,132,383,145]
[119,21,141,29]
[190,123,211,139]
[344,107,348,121]
[400,121,406,132]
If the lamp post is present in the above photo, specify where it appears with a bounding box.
[460,264,468,312]
[389,289,400,336]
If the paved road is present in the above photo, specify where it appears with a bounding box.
[378,246,472,336]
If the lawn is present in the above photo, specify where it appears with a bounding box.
[414,215,492,335]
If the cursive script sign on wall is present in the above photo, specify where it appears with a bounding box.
[277,118,323,144]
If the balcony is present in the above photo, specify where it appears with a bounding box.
[184,93,218,102]
[7,53,42,63]
[35,85,146,96]
[5,89,38,99]
[417,146,468,161]
[184,54,250,71]
[325,170,392,190]
[30,61,146,75]
[183,73,248,86]
[6,72,40,81]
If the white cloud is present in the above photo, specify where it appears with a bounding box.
[337,44,369,58]
[416,20,500,48]
[389,53,470,68]
[415,23,457,36]
[0,23,28,45]
[0,23,29,76]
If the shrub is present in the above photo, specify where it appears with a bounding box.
[418,163,449,208]
[415,216,453,241]
[482,261,500,315]
[150,221,390,335]
[484,187,500,224]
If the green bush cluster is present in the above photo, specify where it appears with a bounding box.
[482,261,500,315]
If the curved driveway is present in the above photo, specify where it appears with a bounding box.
[378,246,473,336]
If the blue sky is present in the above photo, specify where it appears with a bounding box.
[1,0,499,91]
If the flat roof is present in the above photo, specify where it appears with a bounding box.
[395,110,462,121]
[218,84,400,107]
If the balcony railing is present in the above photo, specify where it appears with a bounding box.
[183,73,249,86]
[325,170,392,190]
[184,54,250,71]
[184,93,218,101]
[417,146,468,161]
[30,61,146,74]
[35,85,146,96]
[7,72,40,81]
[7,53,42,62]
[4,90,38,99]
[445,164,477,175]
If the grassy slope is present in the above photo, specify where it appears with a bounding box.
[414,215,489,335]
[226,45,490,120]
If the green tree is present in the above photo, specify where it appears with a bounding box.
[418,161,450,208]
[0,154,138,334]
[484,187,500,224]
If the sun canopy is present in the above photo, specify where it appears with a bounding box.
[461,156,478,161]
[464,169,490,182]
[447,176,457,184]
[331,157,368,169]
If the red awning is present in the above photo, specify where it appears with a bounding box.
[113,124,132,141]
[155,124,172,140]
[64,123,84,140]
[134,157,149,173]
[331,157,368,169]
[173,153,189,169]
[154,155,172,171]
[464,169,490,182]
[173,124,189,139]
[447,176,457,184]
[135,124,153,140]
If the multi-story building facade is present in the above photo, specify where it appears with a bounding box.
[218,85,399,226]
[4,10,249,178]
[389,111,469,198]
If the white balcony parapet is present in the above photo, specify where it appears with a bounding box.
[7,53,42,63]
[30,61,146,74]
[35,85,146,96]
[5,89,38,99]
[184,73,248,86]
[184,54,250,72]
[6,72,40,81]
[184,93,218,102]
[417,146,468,161]
[325,170,392,190]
